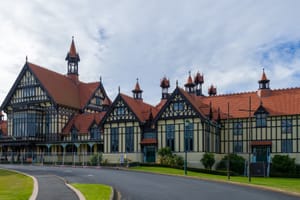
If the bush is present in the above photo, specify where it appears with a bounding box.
[216,154,245,175]
[270,155,296,176]
[89,153,102,166]
[201,153,215,170]
[157,147,184,167]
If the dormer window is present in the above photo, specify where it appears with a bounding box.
[71,127,78,141]
[254,103,268,128]
[95,97,101,105]
[256,113,267,127]
[90,125,100,140]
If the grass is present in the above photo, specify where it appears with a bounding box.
[0,169,33,200]
[71,183,112,200]
[131,166,300,194]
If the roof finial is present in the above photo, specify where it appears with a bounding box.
[25,56,28,63]
[188,70,191,76]
[100,76,102,83]
[72,35,74,40]
[176,80,178,87]
[118,86,120,93]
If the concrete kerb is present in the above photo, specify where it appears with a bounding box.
[117,167,300,198]
[55,175,86,200]
[0,167,39,200]
[56,174,116,200]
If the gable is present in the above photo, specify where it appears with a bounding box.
[105,96,138,123]
[84,85,109,112]
[157,89,199,120]
[1,65,51,111]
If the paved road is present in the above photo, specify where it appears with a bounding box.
[1,164,299,200]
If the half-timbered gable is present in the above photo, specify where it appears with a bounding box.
[102,92,157,163]
[154,87,220,156]
[81,81,111,113]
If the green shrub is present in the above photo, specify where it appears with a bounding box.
[157,147,184,167]
[216,154,245,175]
[271,155,296,176]
[89,153,102,166]
[201,153,215,170]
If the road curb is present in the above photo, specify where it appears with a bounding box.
[0,167,39,200]
[55,175,86,200]
[123,167,300,198]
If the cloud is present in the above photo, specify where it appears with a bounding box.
[0,0,300,106]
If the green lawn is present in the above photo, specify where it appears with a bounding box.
[131,166,300,194]
[72,183,112,200]
[0,169,33,200]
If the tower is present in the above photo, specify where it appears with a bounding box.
[258,69,270,89]
[208,84,217,96]
[65,36,80,82]
[194,71,204,96]
[132,78,143,100]
[257,69,271,97]
[160,76,170,99]
[184,71,195,94]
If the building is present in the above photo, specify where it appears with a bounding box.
[0,38,300,174]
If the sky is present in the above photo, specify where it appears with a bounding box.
[1,0,300,106]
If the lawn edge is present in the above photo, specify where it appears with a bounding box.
[0,167,38,200]
[127,167,300,198]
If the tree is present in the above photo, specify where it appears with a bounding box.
[201,153,215,170]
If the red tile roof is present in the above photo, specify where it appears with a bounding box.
[28,62,109,109]
[62,112,106,134]
[202,88,300,119]
[121,94,159,122]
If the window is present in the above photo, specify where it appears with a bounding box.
[233,121,243,135]
[144,132,156,139]
[173,102,184,111]
[95,97,101,105]
[111,127,119,152]
[23,87,35,97]
[90,125,100,140]
[233,141,243,153]
[184,122,193,152]
[256,113,267,127]
[282,119,292,134]
[281,139,293,153]
[205,124,210,152]
[125,127,134,152]
[166,124,175,151]
[71,128,78,141]
[13,111,42,137]
[117,107,125,115]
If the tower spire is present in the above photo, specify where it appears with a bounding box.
[65,36,80,82]
[132,78,143,100]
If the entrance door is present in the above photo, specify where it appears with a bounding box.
[251,145,271,176]
[256,146,268,162]
[145,146,156,163]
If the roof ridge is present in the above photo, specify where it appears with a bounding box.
[207,90,257,97]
